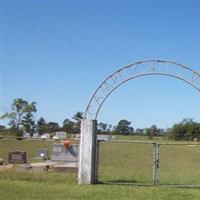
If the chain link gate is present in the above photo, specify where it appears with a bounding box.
[95,141,200,187]
[96,140,157,186]
[158,143,200,187]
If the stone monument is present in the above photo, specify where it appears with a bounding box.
[8,151,27,164]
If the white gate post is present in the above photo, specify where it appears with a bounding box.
[78,119,97,184]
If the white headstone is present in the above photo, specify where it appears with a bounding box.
[55,131,67,139]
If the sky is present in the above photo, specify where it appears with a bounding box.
[1,1,200,129]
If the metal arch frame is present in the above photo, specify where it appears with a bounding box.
[84,59,200,120]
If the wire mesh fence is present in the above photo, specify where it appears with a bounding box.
[159,143,200,187]
[98,140,155,185]
[98,140,200,187]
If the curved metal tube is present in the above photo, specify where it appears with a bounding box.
[84,60,200,119]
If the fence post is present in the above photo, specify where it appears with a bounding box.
[153,143,157,186]
[153,143,160,186]
[95,140,100,183]
[78,119,97,184]
[156,144,160,186]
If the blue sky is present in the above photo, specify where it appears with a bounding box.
[1,1,200,129]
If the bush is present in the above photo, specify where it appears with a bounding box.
[171,119,200,141]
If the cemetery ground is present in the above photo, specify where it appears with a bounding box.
[1,136,200,199]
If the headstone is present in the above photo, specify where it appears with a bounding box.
[97,134,114,141]
[23,132,31,138]
[8,151,27,164]
[51,143,78,162]
[55,131,67,139]
[41,133,50,139]
[33,133,39,138]
[36,149,48,160]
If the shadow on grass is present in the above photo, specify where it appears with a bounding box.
[98,179,154,187]
[98,180,200,188]
[159,183,200,189]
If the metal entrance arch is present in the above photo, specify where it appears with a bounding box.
[85,59,200,120]
[78,60,200,184]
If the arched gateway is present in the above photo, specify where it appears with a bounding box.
[78,60,200,184]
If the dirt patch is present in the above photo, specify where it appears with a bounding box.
[0,164,13,172]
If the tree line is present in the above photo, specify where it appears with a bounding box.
[1,98,200,141]
[0,98,84,136]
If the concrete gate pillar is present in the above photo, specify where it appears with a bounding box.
[78,119,97,184]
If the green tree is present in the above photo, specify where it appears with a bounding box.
[98,122,108,132]
[147,125,157,138]
[36,117,47,135]
[21,113,36,135]
[145,125,164,139]
[0,98,37,135]
[47,122,60,133]
[135,128,145,135]
[171,118,200,141]
[72,111,84,133]
[108,124,112,132]
[62,118,75,133]
[115,119,134,135]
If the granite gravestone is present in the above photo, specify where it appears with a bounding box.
[8,151,27,164]
[51,143,78,162]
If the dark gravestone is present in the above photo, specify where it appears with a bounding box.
[8,151,27,164]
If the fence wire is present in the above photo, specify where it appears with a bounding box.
[159,143,200,187]
[98,140,155,185]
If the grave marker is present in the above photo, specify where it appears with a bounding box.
[36,149,48,160]
[8,151,27,164]
[51,143,78,162]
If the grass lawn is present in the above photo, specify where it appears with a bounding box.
[1,178,200,200]
[1,136,200,199]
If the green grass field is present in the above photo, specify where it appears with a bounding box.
[1,136,200,199]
